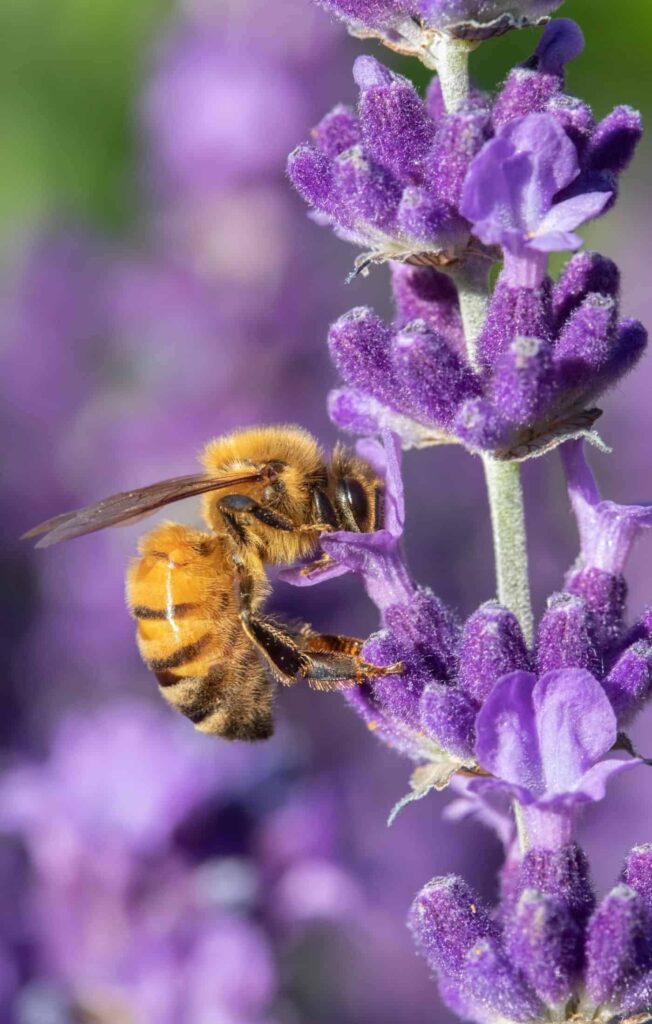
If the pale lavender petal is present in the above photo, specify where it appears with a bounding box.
[533,669,617,794]
[562,440,652,574]
[528,230,583,253]
[474,671,543,794]
[536,191,612,235]
[356,429,405,537]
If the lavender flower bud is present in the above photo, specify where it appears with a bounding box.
[587,105,643,176]
[458,601,530,704]
[536,593,598,676]
[532,18,585,77]
[420,683,477,758]
[492,67,560,128]
[553,292,617,391]
[552,251,620,331]
[428,110,490,207]
[316,0,411,32]
[391,264,463,345]
[355,56,435,183]
[287,144,337,216]
[460,938,543,1023]
[409,876,498,978]
[392,319,480,428]
[489,335,555,424]
[546,95,595,156]
[585,885,652,1007]
[506,890,580,1007]
[603,642,652,723]
[311,103,361,158]
[396,188,466,249]
[566,567,627,651]
[598,318,647,391]
[328,307,394,400]
[477,274,553,372]
[454,397,506,450]
[333,145,402,231]
[622,846,652,913]
[519,844,596,924]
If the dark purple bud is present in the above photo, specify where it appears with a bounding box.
[493,69,560,129]
[477,274,553,373]
[409,875,498,977]
[385,588,460,678]
[566,567,627,651]
[546,95,595,156]
[536,593,598,676]
[355,56,436,183]
[420,683,477,758]
[489,335,555,425]
[622,846,652,914]
[392,320,480,428]
[553,251,620,331]
[334,145,402,232]
[603,642,652,723]
[428,110,490,207]
[597,318,647,392]
[586,885,652,1007]
[328,307,393,402]
[460,938,543,1022]
[391,264,463,346]
[534,18,584,77]
[454,398,506,451]
[396,189,467,249]
[520,843,596,924]
[588,105,643,175]
[311,104,361,158]
[506,891,579,1007]
[287,144,337,216]
[458,601,530,704]
[362,631,426,729]
[553,293,618,391]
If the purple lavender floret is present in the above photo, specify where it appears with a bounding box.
[411,844,652,1024]
[328,262,646,457]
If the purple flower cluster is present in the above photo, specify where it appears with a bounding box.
[0,701,366,1021]
[289,22,644,459]
[289,3,652,1021]
[317,0,564,46]
[410,843,652,1023]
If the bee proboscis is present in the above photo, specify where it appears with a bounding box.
[24,425,401,740]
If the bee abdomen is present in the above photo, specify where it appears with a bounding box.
[155,659,274,741]
[132,602,198,620]
[147,633,212,672]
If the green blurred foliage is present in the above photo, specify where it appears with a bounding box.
[0,0,170,241]
[0,0,649,247]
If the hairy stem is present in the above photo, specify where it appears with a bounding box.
[482,457,533,644]
[445,218,534,643]
[429,35,474,112]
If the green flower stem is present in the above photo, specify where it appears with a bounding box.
[428,35,475,112]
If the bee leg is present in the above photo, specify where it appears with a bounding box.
[240,609,312,685]
[219,494,295,532]
[299,552,336,575]
[294,632,404,692]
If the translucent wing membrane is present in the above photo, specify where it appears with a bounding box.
[22,469,272,548]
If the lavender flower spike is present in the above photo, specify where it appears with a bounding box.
[417,1,565,40]
[461,113,611,287]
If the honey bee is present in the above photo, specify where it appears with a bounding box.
[24,425,399,741]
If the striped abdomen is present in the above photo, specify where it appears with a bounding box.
[126,522,273,740]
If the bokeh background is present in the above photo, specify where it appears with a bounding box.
[1,1,651,1021]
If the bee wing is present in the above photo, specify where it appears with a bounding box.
[22,468,270,548]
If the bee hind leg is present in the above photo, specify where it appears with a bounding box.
[296,632,404,692]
